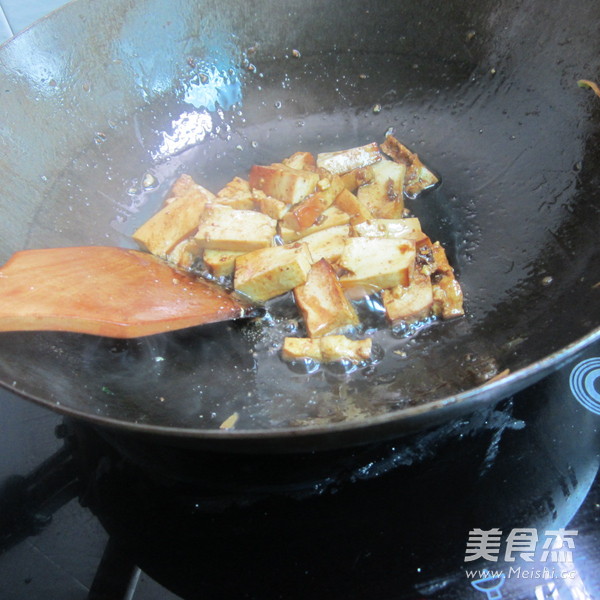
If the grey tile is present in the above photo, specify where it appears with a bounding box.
[1,0,69,35]
[0,6,13,44]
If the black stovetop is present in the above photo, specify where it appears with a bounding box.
[0,341,599,600]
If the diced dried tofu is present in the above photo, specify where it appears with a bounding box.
[252,189,288,220]
[299,225,351,264]
[382,270,433,323]
[319,335,372,363]
[234,242,313,302]
[203,249,246,278]
[282,151,317,172]
[280,206,351,243]
[194,204,277,252]
[335,188,373,224]
[381,135,439,198]
[339,237,416,292]
[316,142,382,174]
[168,174,217,204]
[216,177,255,210]
[282,175,344,231]
[340,166,375,191]
[352,218,429,246]
[430,241,464,319]
[294,259,359,337]
[433,274,464,319]
[167,238,201,270]
[356,159,406,218]
[132,194,208,257]
[249,164,319,205]
[430,241,454,275]
[281,337,322,362]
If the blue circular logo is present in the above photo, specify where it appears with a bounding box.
[570,358,600,415]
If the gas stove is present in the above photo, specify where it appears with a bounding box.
[0,339,599,600]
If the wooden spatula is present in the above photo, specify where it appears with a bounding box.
[0,246,251,338]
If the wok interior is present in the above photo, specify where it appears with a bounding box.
[0,0,599,436]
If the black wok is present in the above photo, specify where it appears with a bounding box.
[0,0,599,452]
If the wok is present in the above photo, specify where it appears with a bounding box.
[0,0,599,452]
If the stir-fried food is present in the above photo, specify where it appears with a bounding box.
[133,135,464,364]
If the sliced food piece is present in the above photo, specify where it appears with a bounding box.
[167,238,201,270]
[382,270,434,323]
[249,163,319,205]
[319,335,372,363]
[252,189,288,220]
[234,242,313,303]
[281,337,322,362]
[334,188,373,224]
[353,217,430,246]
[381,134,439,197]
[281,174,344,231]
[282,335,372,363]
[194,204,277,252]
[168,174,217,205]
[316,142,382,174]
[430,242,464,319]
[280,206,351,243]
[339,237,416,292]
[432,274,464,319]
[340,166,375,191]
[282,151,317,171]
[133,193,209,258]
[294,258,359,338]
[203,249,246,278]
[299,224,351,264]
[356,159,406,218]
[216,177,255,210]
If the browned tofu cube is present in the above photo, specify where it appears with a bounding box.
[279,206,351,242]
[432,274,464,319]
[381,135,439,198]
[282,151,317,172]
[203,249,246,278]
[281,337,323,362]
[316,142,382,174]
[430,242,464,319]
[353,218,430,246]
[334,188,373,224]
[382,271,434,323]
[132,193,209,257]
[167,238,201,270]
[319,335,372,363]
[167,174,217,205]
[299,225,351,264]
[294,259,359,337]
[252,189,288,220]
[339,237,416,292]
[281,174,344,231]
[194,204,277,252]
[356,159,406,218]
[234,242,313,302]
[249,164,319,205]
[216,177,255,210]
[340,166,375,191]
[430,241,454,275]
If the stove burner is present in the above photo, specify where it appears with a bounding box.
[1,349,599,600]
